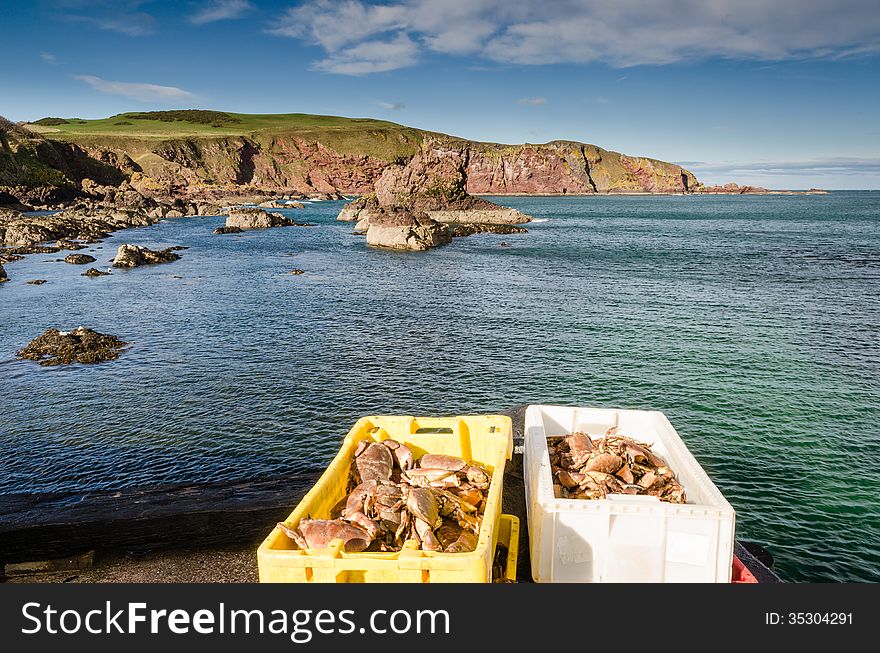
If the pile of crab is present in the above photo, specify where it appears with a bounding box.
[277,438,492,553]
[549,430,686,503]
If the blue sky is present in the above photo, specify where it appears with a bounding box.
[1,0,878,188]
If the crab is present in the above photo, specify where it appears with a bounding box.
[548,432,687,504]
[277,519,372,552]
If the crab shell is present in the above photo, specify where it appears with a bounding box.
[418,454,467,472]
[585,453,623,474]
[355,442,394,482]
[278,519,373,552]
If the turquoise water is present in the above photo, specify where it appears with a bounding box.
[2,192,878,582]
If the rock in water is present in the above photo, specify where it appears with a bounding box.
[366,212,451,251]
[213,226,243,234]
[449,224,528,237]
[337,135,531,251]
[17,327,128,366]
[224,207,309,230]
[289,269,305,275]
[82,268,111,277]
[27,279,48,285]
[0,263,7,283]
[63,253,97,265]
[112,244,181,268]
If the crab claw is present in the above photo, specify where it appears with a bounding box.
[406,487,441,528]
[414,518,441,551]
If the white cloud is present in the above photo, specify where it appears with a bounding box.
[189,0,254,25]
[517,97,546,105]
[74,75,197,102]
[311,33,419,75]
[680,157,880,177]
[40,52,59,64]
[270,0,880,73]
[67,11,156,36]
[375,101,405,111]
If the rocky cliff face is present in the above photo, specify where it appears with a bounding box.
[1,113,703,209]
[77,134,390,201]
[466,141,697,194]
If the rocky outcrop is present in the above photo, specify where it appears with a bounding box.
[17,327,128,366]
[365,210,451,251]
[340,136,531,251]
[213,226,243,234]
[692,182,769,194]
[0,207,159,248]
[428,208,529,224]
[449,223,528,237]
[224,207,312,230]
[112,244,181,268]
[63,253,96,265]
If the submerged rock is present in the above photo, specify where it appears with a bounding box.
[213,226,243,234]
[82,267,111,277]
[63,253,97,265]
[289,268,305,275]
[112,244,181,268]
[27,279,48,285]
[17,327,128,366]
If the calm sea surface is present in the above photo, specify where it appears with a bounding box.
[2,192,878,582]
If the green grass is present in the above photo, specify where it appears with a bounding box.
[35,111,426,161]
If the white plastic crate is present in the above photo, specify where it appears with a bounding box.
[524,405,735,583]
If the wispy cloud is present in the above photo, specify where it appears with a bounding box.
[271,0,880,74]
[375,101,405,111]
[517,97,546,106]
[40,52,59,64]
[679,157,880,177]
[74,75,196,102]
[54,0,156,35]
[66,12,156,36]
[311,33,419,75]
[189,0,254,25]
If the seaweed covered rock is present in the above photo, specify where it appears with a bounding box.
[449,223,528,237]
[17,327,128,366]
[112,244,181,268]
[63,253,96,264]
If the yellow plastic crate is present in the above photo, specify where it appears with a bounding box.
[495,514,520,582]
[258,414,513,583]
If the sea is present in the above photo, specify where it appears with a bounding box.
[2,192,878,582]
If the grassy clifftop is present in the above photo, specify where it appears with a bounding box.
[31,111,425,162]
